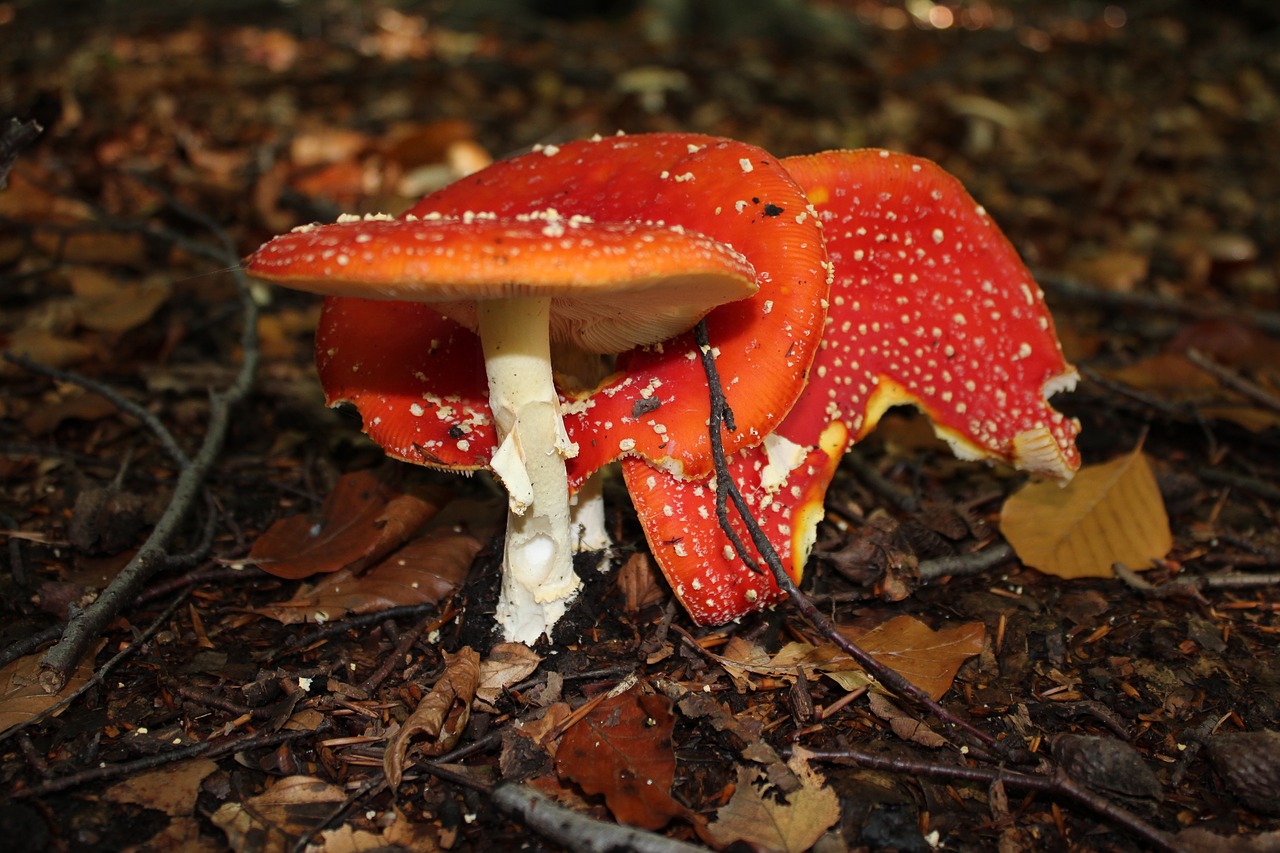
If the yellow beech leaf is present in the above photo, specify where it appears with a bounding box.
[1001,447,1171,578]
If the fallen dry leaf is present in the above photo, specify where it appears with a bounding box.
[514,701,574,758]
[103,757,219,816]
[384,648,480,787]
[209,775,347,852]
[835,616,986,701]
[476,642,542,705]
[867,691,947,747]
[254,527,480,624]
[1105,352,1280,433]
[1,326,96,375]
[554,689,687,831]
[720,615,984,702]
[67,269,172,333]
[615,551,666,614]
[1001,446,1172,578]
[139,816,223,853]
[0,648,98,737]
[22,389,119,435]
[707,748,840,852]
[249,469,445,579]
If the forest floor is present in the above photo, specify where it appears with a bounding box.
[1,1,1278,851]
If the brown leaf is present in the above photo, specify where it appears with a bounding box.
[515,702,574,757]
[103,757,219,817]
[1,327,96,375]
[554,689,687,830]
[1168,318,1280,374]
[707,748,840,852]
[476,642,542,705]
[759,615,984,702]
[867,691,947,747]
[68,269,171,333]
[615,551,666,614]
[22,389,119,435]
[384,648,480,787]
[1001,447,1172,579]
[1105,352,1280,433]
[1107,352,1219,400]
[254,527,481,624]
[209,776,347,851]
[249,470,444,579]
[0,649,98,737]
[835,616,985,701]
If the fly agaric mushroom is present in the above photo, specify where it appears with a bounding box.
[246,133,829,643]
[624,148,1080,624]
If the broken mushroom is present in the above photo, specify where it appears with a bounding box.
[625,149,1081,624]
[247,132,830,643]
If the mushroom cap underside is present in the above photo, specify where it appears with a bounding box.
[246,217,759,353]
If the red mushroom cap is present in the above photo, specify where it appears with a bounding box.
[622,420,847,624]
[781,149,1079,474]
[305,133,829,487]
[627,149,1081,625]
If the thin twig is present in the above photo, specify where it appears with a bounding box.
[13,728,316,798]
[801,747,1185,853]
[3,352,191,467]
[0,625,62,670]
[292,777,388,853]
[1198,467,1280,502]
[919,540,1017,582]
[32,220,260,693]
[692,320,1018,762]
[1185,348,1280,415]
[359,610,441,695]
[268,603,447,662]
[1037,270,1280,337]
[0,559,251,672]
[844,448,920,513]
[414,761,705,853]
[491,782,707,853]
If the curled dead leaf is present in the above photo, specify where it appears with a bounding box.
[476,643,542,705]
[384,647,480,788]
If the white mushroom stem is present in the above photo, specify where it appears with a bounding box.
[570,469,612,559]
[477,297,582,644]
